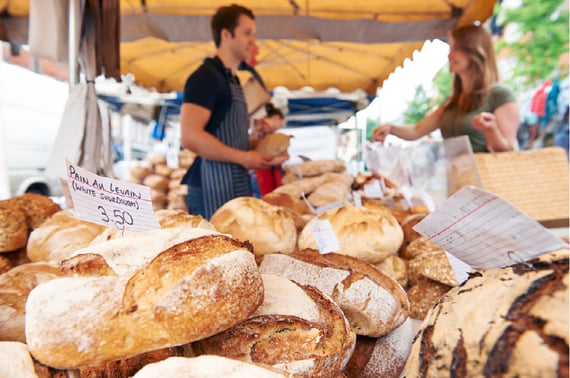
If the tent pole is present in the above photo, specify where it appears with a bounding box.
[68,0,80,88]
[0,44,10,199]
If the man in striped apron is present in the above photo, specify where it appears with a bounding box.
[180,4,278,219]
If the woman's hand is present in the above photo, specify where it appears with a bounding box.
[371,125,392,143]
[472,112,497,132]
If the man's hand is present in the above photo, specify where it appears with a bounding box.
[269,152,289,166]
[241,150,274,170]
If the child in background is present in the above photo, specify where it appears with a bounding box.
[249,103,287,196]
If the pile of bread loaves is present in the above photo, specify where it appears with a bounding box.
[126,149,196,211]
[0,158,567,377]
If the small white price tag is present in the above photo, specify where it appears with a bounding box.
[312,219,340,254]
[353,191,362,207]
[363,179,383,198]
[65,160,160,231]
[315,201,343,215]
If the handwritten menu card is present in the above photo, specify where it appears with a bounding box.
[66,160,159,231]
[414,186,568,276]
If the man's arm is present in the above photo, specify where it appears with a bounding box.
[180,103,273,170]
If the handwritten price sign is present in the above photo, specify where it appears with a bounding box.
[312,219,340,254]
[66,160,160,231]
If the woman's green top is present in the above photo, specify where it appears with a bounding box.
[439,84,516,152]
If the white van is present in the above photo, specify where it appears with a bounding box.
[0,62,68,197]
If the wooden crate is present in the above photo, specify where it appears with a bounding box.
[473,147,569,228]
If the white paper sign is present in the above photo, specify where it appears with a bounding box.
[66,160,160,231]
[414,186,568,270]
[363,179,383,198]
[312,219,340,254]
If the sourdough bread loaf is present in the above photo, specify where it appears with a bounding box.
[297,205,403,264]
[258,252,409,337]
[0,202,28,253]
[26,234,264,369]
[133,355,288,378]
[0,341,39,378]
[0,262,64,342]
[210,197,297,256]
[193,274,355,378]
[404,249,569,377]
[344,318,414,378]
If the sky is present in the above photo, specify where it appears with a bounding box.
[348,38,450,127]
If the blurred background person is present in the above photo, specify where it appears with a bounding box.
[249,102,287,196]
[372,24,519,153]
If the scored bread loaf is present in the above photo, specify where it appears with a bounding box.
[133,355,289,378]
[258,251,409,337]
[404,249,569,377]
[26,234,264,369]
[0,262,64,342]
[344,318,415,378]
[26,209,108,263]
[62,227,220,277]
[297,205,403,264]
[193,274,356,377]
[210,197,298,257]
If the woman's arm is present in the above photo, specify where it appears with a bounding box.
[372,105,445,142]
[472,101,519,152]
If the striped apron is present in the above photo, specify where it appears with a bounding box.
[200,81,250,218]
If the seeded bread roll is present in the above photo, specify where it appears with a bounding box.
[0,262,64,342]
[193,274,356,377]
[6,193,61,230]
[26,233,264,369]
[298,205,403,264]
[405,249,569,377]
[0,203,28,253]
[259,251,409,337]
[210,197,298,256]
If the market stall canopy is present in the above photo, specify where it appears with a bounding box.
[0,0,496,94]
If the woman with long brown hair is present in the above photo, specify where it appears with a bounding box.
[372,24,519,152]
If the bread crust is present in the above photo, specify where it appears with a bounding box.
[26,235,264,369]
[193,275,355,377]
[259,251,409,337]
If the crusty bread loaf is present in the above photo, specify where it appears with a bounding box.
[210,197,298,256]
[258,252,409,337]
[7,193,62,230]
[193,274,356,377]
[262,192,311,215]
[406,279,452,320]
[0,202,28,253]
[0,341,39,378]
[284,159,346,178]
[0,262,64,342]
[405,249,569,377]
[297,205,403,264]
[374,255,408,288]
[255,133,292,156]
[133,355,289,378]
[62,227,222,277]
[408,250,458,287]
[26,234,264,369]
[344,318,414,378]
[26,209,107,263]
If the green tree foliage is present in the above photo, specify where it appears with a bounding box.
[432,63,452,105]
[496,0,569,85]
[403,85,432,124]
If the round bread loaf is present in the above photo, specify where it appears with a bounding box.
[0,202,29,253]
[0,341,38,378]
[255,133,291,156]
[0,262,64,342]
[26,209,107,263]
[26,234,264,369]
[344,318,414,378]
[404,249,569,377]
[298,205,403,264]
[7,193,61,229]
[133,356,288,378]
[210,197,298,256]
[193,274,356,377]
[259,251,409,337]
